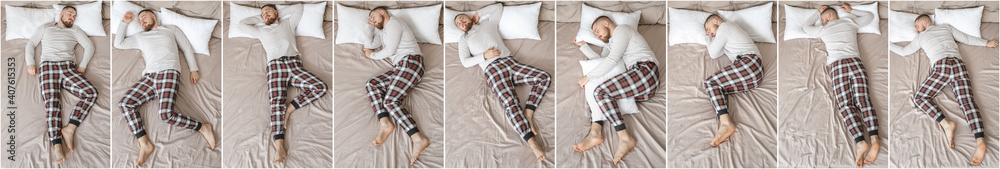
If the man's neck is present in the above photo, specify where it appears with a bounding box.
[608,25,617,36]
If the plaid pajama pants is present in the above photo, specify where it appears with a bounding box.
[267,56,328,140]
[38,61,98,145]
[485,57,551,141]
[594,61,660,131]
[366,55,424,136]
[913,57,984,138]
[119,70,201,139]
[704,53,763,116]
[830,58,878,143]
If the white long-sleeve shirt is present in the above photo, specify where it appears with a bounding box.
[458,3,510,71]
[803,10,874,65]
[25,23,95,68]
[580,25,657,78]
[890,24,987,64]
[365,17,422,64]
[705,22,759,62]
[239,4,303,62]
[114,22,199,74]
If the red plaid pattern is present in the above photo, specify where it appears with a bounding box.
[366,55,424,136]
[484,57,551,141]
[267,56,328,140]
[119,70,201,139]
[830,58,878,143]
[913,57,984,138]
[38,61,98,145]
[704,54,763,116]
[594,61,659,131]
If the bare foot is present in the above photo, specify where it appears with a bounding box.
[409,132,430,166]
[199,124,217,150]
[61,124,77,152]
[940,120,957,148]
[135,136,155,167]
[283,103,295,128]
[854,141,869,168]
[527,137,546,162]
[273,139,287,165]
[612,130,636,165]
[573,122,604,152]
[864,136,880,164]
[373,117,394,145]
[525,109,538,135]
[970,137,986,165]
[710,114,736,147]
[52,144,66,164]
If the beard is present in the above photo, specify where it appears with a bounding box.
[374,21,385,30]
[264,17,277,25]
[600,34,610,43]
[61,20,74,28]
[462,22,473,33]
[143,22,154,31]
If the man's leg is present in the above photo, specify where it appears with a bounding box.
[38,62,66,163]
[60,62,98,153]
[830,58,874,167]
[371,55,426,165]
[950,59,986,165]
[151,70,214,150]
[507,57,551,135]
[366,67,395,145]
[703,54,762,146]
[485,57,544,161]
[266,58,292,164]
[118,74,156,166]
[913,60,952,148]
[845,59,880,164]
[594,62,658,165]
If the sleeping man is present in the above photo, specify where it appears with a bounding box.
[237,4,329,165]
[890,14,997,166]
[116,10,216,167]
[455,3,550,162]
[572,16,659,165]
[363,6,429,166]
[803,4,878,167]
[25,6,97,164]
[699,13,761,148]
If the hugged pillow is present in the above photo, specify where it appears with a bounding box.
[4,5,58,41]
[387,4,443,45]
[334,4,373,44]
[444,3,542,43]
[833,2,880,35]
[717,2,776,43]
[580,59,639,120]
[159,7,217,55]
[667,8,711,46]
[935,6,983,38]
[782,5,819,40]
[577,4,641,47]
[53,1,106,36]
[111,1,151,36]
[889,10,921,43]
[229,2,327,39]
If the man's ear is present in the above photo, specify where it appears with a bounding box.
[712,18,720,25]
[603,20,610,27]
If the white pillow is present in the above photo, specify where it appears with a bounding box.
[577,4,641,47]
[110,1,150,36]
[935,6,983,38]
[158,7,217,55]
[334,4,373,44]
[717,2,775,43]
[833,2,880,35]
[889,10,921,43]
[387,4,443,45]
[228,2,259,38]
[667,8,711,46]
[443,3,542,43]
[53,1,106,36]
[782,5,819,40]
[231,2,327,39]
[4,5,58,41]
[579,59,639,120]
[443,8,474,43]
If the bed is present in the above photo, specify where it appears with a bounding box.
[666,1,778,168]
[333,1,445,168]
[888,1,999,167]
[443,1,555,168]
[554,1,666,168]
[222,1,333,168]
[0,1,112,167]
[108,1,222,167]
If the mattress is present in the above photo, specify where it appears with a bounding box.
[666,1,778,168]
[888,1,999,167]
[222,1,334,168]
[109,1,222,167]
[554,1,667,168]
[333,1,445,168]
[0,1,112,167]
[443,1,556,168]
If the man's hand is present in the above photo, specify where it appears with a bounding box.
[190,71,201,84]
[988,40,999,48]
[574,38,587,47]
[818,5,829,13]
[473,12,480,23]
[484,47,501,59]
[123,12,134,23]
[76,67,86,74]
[577,76,589,88]
[363,48,374,58]
[840,3,853,13]
[27,65,37,76]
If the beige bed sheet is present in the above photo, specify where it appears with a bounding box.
[777,1,890,167]
[888,1,999,167]
[332,1,445,168]
[553,1,666,168]
[109,1,222,168]
[666,1,778,168]
[0,1,112,167]
[443,1,556,167]
[222,1,333,168]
